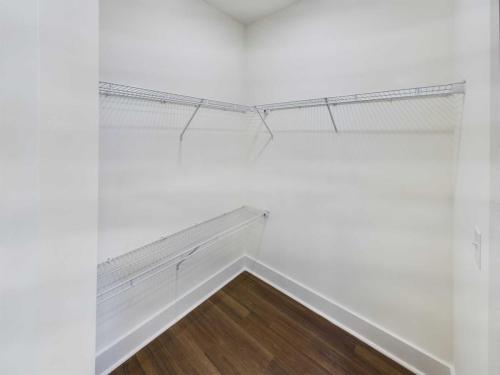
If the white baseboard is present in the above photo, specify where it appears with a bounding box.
[244,256,453,375]
[95,255,453,375]
[95,256,247,375]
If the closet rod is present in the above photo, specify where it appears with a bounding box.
[99,82,254,113]
[255,82,466,112]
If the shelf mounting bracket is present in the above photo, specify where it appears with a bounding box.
[180,99,204,142]
[325,98,338,133]
[255,108,274,140]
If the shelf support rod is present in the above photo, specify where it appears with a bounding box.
[255,108,274,140]
[325,98,338,133]
[180,100,204,142]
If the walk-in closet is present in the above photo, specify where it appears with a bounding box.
[2,1,500,375]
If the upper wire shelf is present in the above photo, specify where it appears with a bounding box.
[99,82,254,114]
[97,206,269,304]
[255,82,466,112]
[100,81,465,113]
[100,81,465,137]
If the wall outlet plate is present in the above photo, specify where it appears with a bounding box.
[473,226,482,270]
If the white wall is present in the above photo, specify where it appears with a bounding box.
[452,0,498,374]
[99,0,249,263]
[489,1,500,373]
[246,0,455,103]
[0,2,39,373]
[98,0,251,353]
[0,0,99,374]
[100,0,246,102]
[245,0,456,366]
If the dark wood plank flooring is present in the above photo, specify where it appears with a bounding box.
[111,272,414,375]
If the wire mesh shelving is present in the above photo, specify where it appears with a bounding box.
[255,82,465,112]
[99,81,465,137]
[99,82,253,113]
[97,206,269,306]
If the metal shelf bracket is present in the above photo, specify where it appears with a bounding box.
[255,108,274,140]
[324,98,338,133]
[180,99,204,142]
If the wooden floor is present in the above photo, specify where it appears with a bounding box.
[112,272,414,375]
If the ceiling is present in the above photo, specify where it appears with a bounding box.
[204,0,301,25]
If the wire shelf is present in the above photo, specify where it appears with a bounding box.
[255,82,465,112]
[99,81,465,136]
[246,93,463,134]
[97,206,269,304]
[100,82,253,114]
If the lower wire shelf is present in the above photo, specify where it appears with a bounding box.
[96,206,269,319]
